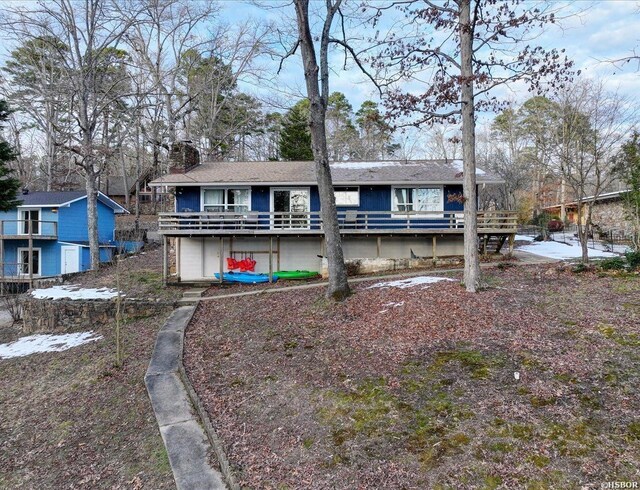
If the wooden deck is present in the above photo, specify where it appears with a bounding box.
[157,210,518,237]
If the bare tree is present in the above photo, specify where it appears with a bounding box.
[1,0,138,269]
[554,80,637,263]
[370,0,574,292]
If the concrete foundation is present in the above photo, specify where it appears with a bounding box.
[175,235,465,282]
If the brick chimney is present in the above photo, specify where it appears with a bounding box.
[169,141,200,174]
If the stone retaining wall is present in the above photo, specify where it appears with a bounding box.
[591,201,632,234]
[21,296,175,334]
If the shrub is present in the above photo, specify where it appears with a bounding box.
[572,263,591,273]
[625,250,640,270]
[598,257,626,271]
[547,219,564,232]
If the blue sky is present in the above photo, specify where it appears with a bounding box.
[222,0,640,115]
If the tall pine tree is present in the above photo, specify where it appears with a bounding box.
[279,99,313,161]
[0,101,22,210]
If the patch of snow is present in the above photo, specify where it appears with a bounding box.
[31,285,121,300]
[0,331,103,359]
[451,159,486,175]
[549,232,631,254]
[518,239,618,260]
[332,161,414,170]
[515,234,535,242]
[368,276,454,289]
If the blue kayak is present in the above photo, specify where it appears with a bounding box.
[214,272,277,284]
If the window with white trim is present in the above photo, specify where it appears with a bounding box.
[392,187,443,213]
[334,186,360,207]
[202,188,250,213]
[18,248,40,275]
[20,209,40,235]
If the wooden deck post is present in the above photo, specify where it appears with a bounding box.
[0,221,4,286]
[0,235,4,291]
[176,237,181,282]
[219,237,224,284]
[376,236,382,258]
[508,233,515,255]
[28,221,33,288]
[277,237,281,271]
[162,235,168,286]
[268,236,273,283]
[432,235,437,261]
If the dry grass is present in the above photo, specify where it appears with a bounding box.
[0,314,175,489]
[185,264,640,489]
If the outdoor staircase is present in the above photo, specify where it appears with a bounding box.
[177,288,207,305]
[479,234,508,255]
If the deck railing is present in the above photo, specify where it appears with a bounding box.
[158,210,517,234]
[0,220,58,238]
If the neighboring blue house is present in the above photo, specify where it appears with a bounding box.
[150,154,516,283]
[0,190,127,279]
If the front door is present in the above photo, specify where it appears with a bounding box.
[272,188,310,229]
[61,246,80,274]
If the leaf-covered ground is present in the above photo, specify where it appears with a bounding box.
[185,264,640,489]
[0,314,175,489]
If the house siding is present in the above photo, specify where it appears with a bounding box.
[2,240,60,276]
[176,186,200,212]
[58,199,115,243]
[175,184,466,214]
[80,247,113,271]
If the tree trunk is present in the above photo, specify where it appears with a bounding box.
[85,168,100,270]
[575,200,589,264]
[294,0,350,300]
[459,0,480,292]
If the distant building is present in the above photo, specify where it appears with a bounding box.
[544,189,632,234]
[0,190,127,281]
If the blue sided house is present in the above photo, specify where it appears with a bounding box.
[0,190,127,279]
[150,155,516,283]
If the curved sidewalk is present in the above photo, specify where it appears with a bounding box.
[145,306,226,490]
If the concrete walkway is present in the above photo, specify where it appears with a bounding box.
[145,306,226,490]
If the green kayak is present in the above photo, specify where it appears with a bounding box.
[273,270,320,280]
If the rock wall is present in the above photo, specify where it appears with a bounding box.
[591,201,632,235]
[21,297,175,334]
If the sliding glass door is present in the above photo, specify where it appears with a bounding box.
[272,188,310,229]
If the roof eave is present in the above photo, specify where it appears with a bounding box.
[150,179,504,187]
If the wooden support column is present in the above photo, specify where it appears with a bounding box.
[508,233,515,255]
[483,235,489,257]
[162,235,168,286]
[219,237,224,284]
[376,236,382,258]
[28,221,33,288]
[277,237,281,270]
[0,235,4,293]
[176,237,181,282]
[432,236,437,261]
[268,236,273,283]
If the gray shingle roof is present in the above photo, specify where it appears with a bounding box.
[18,191,86,206]
[149,159,502,186]
[16,190,128,213]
